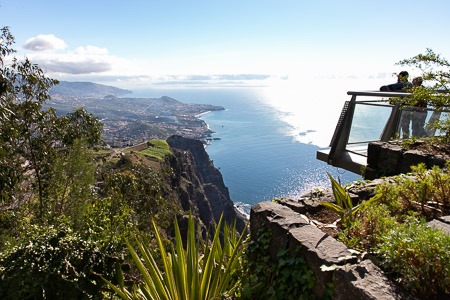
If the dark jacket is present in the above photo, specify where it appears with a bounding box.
[379,81,412,92]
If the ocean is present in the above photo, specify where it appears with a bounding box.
[132,83,362,208]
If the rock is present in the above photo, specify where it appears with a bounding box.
[367,141,384,167]
[167,135,247,232]
[400,150,428,173]
[366,141,450,179]
[378,144,403,175]
[333,260,415,300]
[428,219,450,235]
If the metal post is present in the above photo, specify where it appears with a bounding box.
[380,103,401,141]
[328,94,357,164]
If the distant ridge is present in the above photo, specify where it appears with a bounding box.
[49,81,132,98]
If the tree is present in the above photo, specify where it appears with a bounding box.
[0,26,103,221]
[57,107,104,148]
[45,139,97,225]
[0,27,59,213]
[100,160,179,230]
[397,48,450,141]
[398,48,450,94]
[0,27,123,298]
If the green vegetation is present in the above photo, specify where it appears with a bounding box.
[106,213,246,299]
[3,22,450,299]
[330,164,450,298]
[0,26,181,298]
[239,227,317,299]
[0,222,122,299]
[136,140,172,160]
[321,173,378,228]
[377,218,450,296]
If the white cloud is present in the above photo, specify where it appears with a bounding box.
[18,35,285,85]
[22,37,117,75]
[73,45,109,55]
[37,56,111,74]
[23,34,67,51]
[27,50,113,74]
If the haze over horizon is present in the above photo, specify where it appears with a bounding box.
[2,0,450,91]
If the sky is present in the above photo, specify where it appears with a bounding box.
[1,0,450,90]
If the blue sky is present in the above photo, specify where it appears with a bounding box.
[1,0,450,89]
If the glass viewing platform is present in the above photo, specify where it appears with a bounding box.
[316,91,449,176]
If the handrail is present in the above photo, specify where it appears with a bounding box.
[347,90,411,97]
[318,89,450,176]
[323,91,415,168]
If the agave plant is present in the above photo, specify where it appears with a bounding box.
[321,173,378,228]
[105,213,247,299]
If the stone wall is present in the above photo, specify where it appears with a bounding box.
[250,198,414,299]
[365,141,448,180]
[250,184,450,299]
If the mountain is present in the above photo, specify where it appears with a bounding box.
[49,81,132,97]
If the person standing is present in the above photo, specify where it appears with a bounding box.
[380,71,413,138]
[410,77,427,137]
[398,76,427,138]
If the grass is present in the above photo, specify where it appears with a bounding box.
[137,140,172,160]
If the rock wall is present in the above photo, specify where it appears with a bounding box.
[251,199,414,299]
[166,135,247,232]
[365,141,448,180]
[250,180,450,299]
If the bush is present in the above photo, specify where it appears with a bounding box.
[0,223,124,299]
[373,164,450,220]
[377,218,450,297]
[339,164,450,298]
[340,203,398,251]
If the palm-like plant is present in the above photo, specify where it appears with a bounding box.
[321,173,378,228]
[105,213,247,299]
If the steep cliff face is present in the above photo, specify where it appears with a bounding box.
[166,135,247,232]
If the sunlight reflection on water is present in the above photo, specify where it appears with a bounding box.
[257,77,384,147]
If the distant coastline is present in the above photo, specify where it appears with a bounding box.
[47,81,225,147]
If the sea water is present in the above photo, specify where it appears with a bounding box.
[132,82,362,211]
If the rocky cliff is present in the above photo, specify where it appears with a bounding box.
[166,135,247,232]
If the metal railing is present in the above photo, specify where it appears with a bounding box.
[318,90,448,174]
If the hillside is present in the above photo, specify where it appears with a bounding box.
[49,81,132,97]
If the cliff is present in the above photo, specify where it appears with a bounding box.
[166,135,247,232]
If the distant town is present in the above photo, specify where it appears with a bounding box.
[47,81,225,147]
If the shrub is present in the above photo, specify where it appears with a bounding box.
[340,203,398,251]
[100,164,179,231]
[374,164,450,220]
[0,223,124,299]
[339,165,450,298]
[377,218,450,297]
